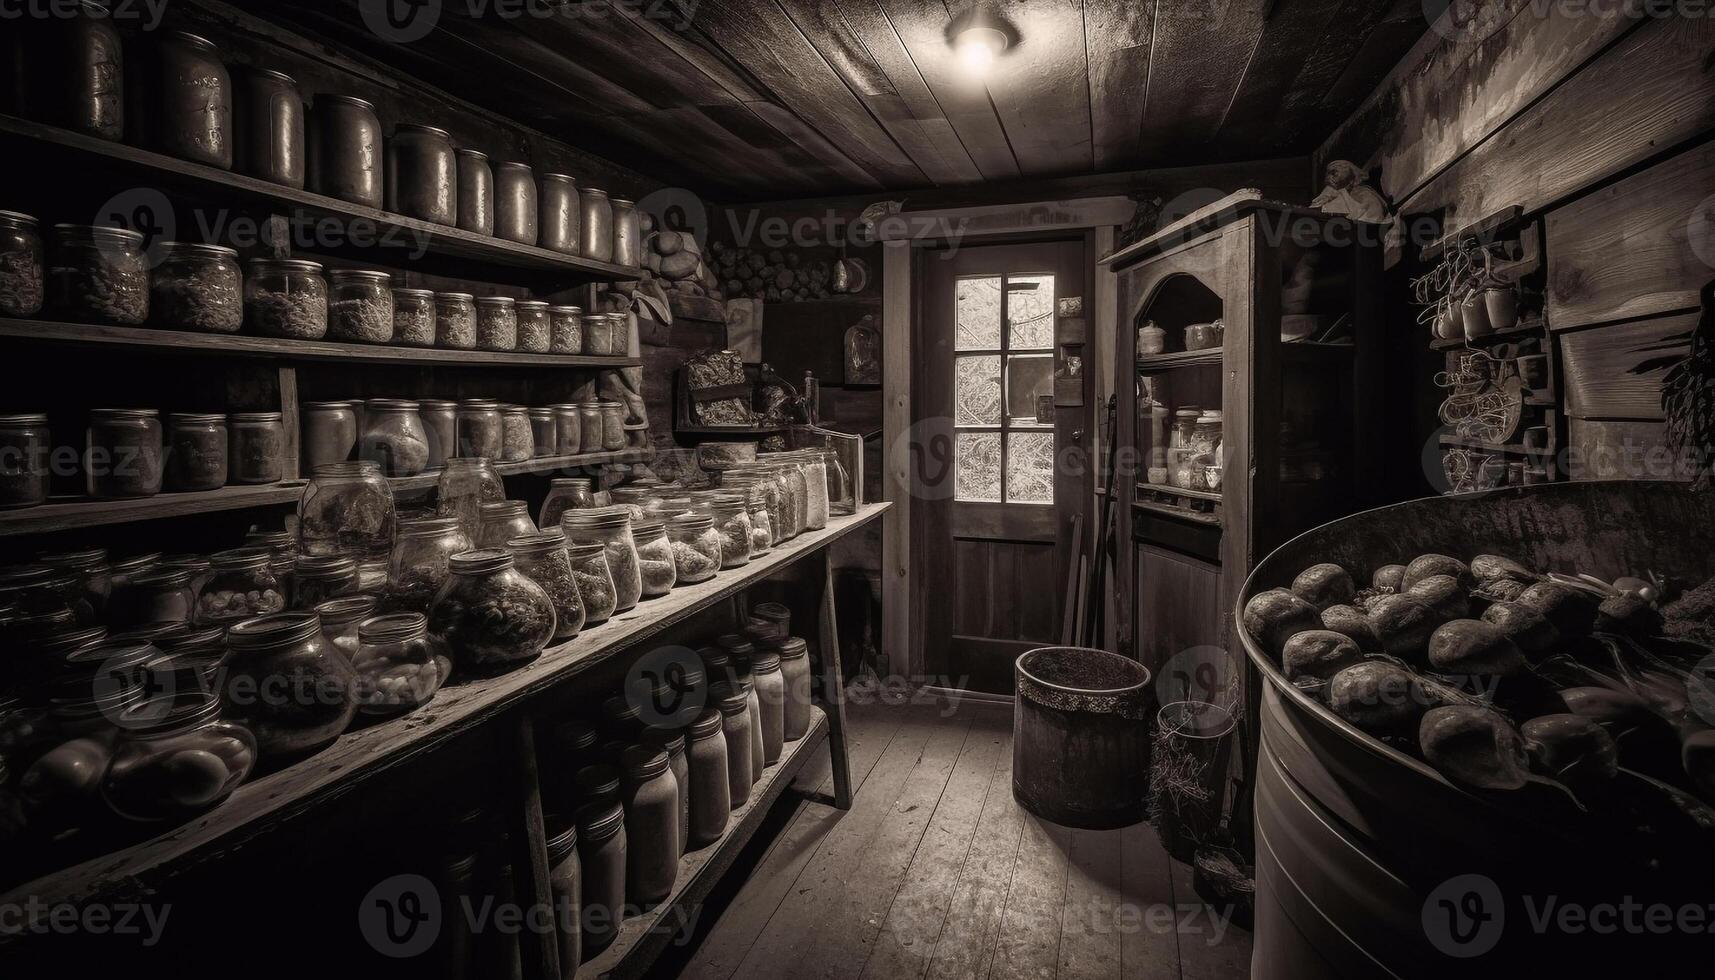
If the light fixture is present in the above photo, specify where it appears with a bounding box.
[955,25,1006,76]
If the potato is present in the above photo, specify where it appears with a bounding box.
[1596,593,1663,636]
[639,212,656,233]
[1559,685,1651,725]
[1282,630,1364,682]
[1329,662,1426,735]
[1242,589,1322,656]
[1402,554,1471,590]
[1367,593,1442,664]
[1291,563,1356,611]
[1480,600,1559,657]
[659,251,699,280]
[1420,705,1530,791]
[1320,604,1381,651]
[1521,714,1617,783]
[1475,578,1528,603]
[1372,564,1407,593]
[1408,574,1470,621]
[1516,581,1598,637]
[1427,620,1526,677]
[655,230,684,255]
[1471,554,1536,585]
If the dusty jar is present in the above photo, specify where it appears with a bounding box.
[475,296,518,352]
[383,515,472,615]
[392,288,436,347]
[528,408,557,456]
[164,412,228,492]
[0,413,52,509]
[455,399,504,460]
[23,2,123,141]
[507,529,585,640]
[479,500,535,549]
[540,173,581,254]
[538,475,594,528]
[308,94,383,208]
[580,187,614,262]
[386,123,457,225]
[418,399,457,470]
[0,211,45,317]
[494,162,539,246]
[86,408,162,498]
[548,305,584,354]
[545,820,583,971]
[611,198,642,268]
[291,554,360,610]
[299,460,397,561]
[632,517,676,598]
[222,611,358,760]
[427,549,556,670]
[301,401,357,472]
[155,31,232,169]
[196,548,286,625]
[584,312,617,357]
[101,693,255,822]
[435,456,505,542]
[561,508,642,613]
[152,242,242,333]
[544,404,581,458]
[352,612,449,715]
[516,299,551,354]
[228,411,286,484]
[360,399,430,478]
[237,67,305,188]
[567,541,618,627]
[245,258,327,339]
[750,650,785,765]
[435,292,476,349]
[774,636,813,740]
[710,684,753,808]
[574,801,627,955]
[645,727,691,856]
[500,404,533,461]
[685,708,730,847]
[666,513,721,585]
[598,400,627,451]
[327,268,394,343]
[455,148,494,235]
[621,744,680,904]
[49,224,148,324]
[706,494,753,569]
[577,401,604,453]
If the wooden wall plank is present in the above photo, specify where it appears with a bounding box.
[1084,0,1154,172]
[883,241,913,677]
[874,0,1022,181]
[1137,0,1270,153]
[1567,418,1690,482]
[1215,0,1357,151]
[983,0,1095,176]
[1547,140,1715,331]
[1560,315,1693,420]
[1265,0,1400,146]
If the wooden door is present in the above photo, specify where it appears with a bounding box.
[913,239,1092,695]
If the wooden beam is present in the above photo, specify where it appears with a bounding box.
[883,241,914,678]
[1083,0,1155,172]
[983,0,1095,176]
[873,0,1022,181]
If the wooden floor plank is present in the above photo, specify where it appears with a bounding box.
[1059,827,1125,980]
[985,811,1073,980]
[1168,851,1252,980]
[857,705,1012,980]
[1119,821,1182,980]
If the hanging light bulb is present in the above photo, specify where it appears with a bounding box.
[953,25,1007,78]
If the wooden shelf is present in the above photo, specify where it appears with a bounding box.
[0,450,653,536]
[0,318,642,368]
[0,114,644,285]
[1133,499,1222,526]
[1429,319,1545,350]
[1438,435,1552,456]
[1138,482,1223,503]
[1136,348,1223,370]
[0,505,889,909]
[581,709,829,980]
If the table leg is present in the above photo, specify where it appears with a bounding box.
[509,715,562,980]
[815,548,853,809]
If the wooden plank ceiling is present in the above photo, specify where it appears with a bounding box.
[240,0,1429,201]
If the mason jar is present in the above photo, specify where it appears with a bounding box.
[237,67,305,188]
[0,211,45,317]
[475,295,518,352]
[418,399,457,470]
[327,268,394,343]
[529,408,557,456]
[359,398,430,477]
[298,460,397,561]
[540,173,581,254]
[517,299,551,353]
[22,2,123,141]
[222,611,357,759]
[598,401,627,452]
[538,476,594,529]
[507,528,585,640]
[87,408,162,498]
[308,94,383,208]
[229,411,286,484]
[435,292,476,349]
[0,413,50,509]
[560,507,641,613]
[551,404,582,457]
[383,515,472,615]
[156,31,232,169]
[101,692,256,822]
[706,494,753,569]
[583,312,616,357]
[631,516,676,598]
[49,224,148,324]
[245,258,327,339]
[38,547,112,620]
[392,288,436,347]
[196,548,286,625]
[580,187,614,262]
[434,456,504,543]
[386,123,457,225]
[152,242,242,333]
[548,305,583,354]
[455,148,494,235]
[352,612,449,715]
[494,162,539,246]
[500,404,533,462]
[301,400,357,473]
[291,554,361,609]
[163,412,228,492]
[665,513,721,585]
[456,399,504,460]
[479,500,535,549]
[566,542,617,626]
[316,594,377,658]
[428,549,556,670]
[610,198,641,268]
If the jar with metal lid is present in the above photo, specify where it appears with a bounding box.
[561,507,642,613]
[147,626,227,696]
[631,517,676,598]
[685,708,730,847]
[537,404,577,459]
[228,412,285,484]
[709,684,753,807]
[596,400,627,452]
[494,162,538,246]
[544,818,583,969]
[434,291,476,349]
[21,2,123,141]
[574,800,627,956]
[101,692,255,822]
[455,148,494,235]
[606,486,653,522]
[583,312,616,357]
[164,412,227,492]
[478,500,534,549]
[308,94,383,208]
[245,258,327,339]
[540,173,581,254]
[106,552,162,604]
[620,744,679,903]
[327,268,394,343]
[610,198,642,268]
[194,549,285,625]
[151,242,242,333]
[0,212,45,317]
[37,548,112,620]
[301,401,357,472]
[506,528,585,640]
[222,611,357,759]
[299,460,397,561]
[386,123,457,225]
[771,636,813,739]
[428,549,556,670]
[315,595,376,658]
[749,649,785,764]
[567,542,617,626]
[358,399,429,477]
[575,401,604,453]
[381,515,471,614]
[455,398,504,460]
[580,187,614,262]
[392,288,435,347]
[0,413,51,509]
[1192,409,1223,454]
[86,408,162,498]
[665,513,721,585]
[291,554,360,609]
[538,476,594,529]
[522,408,556,458]
[548,305,583,354]
[351,612,449,714]
[500,404,532,461]
[155,31,231,169]
[474,295,518,352]
[417,399,457,470]
[434,456,503,542]
[49,224,148,324]
[706,495,753,569]
[237,67,304,188]
[515,299,551,353]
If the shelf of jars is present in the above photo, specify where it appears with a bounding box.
[0,114,645,284]
[0,504,886,912]
[0,318,643,369]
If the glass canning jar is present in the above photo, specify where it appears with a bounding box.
[455,147,493,235]
[383,516,471,614]
[580,187,614,263]
[456,399,504,460]
[561,508,642,613]
[151,242,242,332]
[418,399,457,471]
[631,517,676,598]
[767,452,827,531]
[500,405,533,462]
[314,594,375,658]
[479,500,535,549]
[163,412,228,492]
[21,3,124,141]
[598,401,627,452]
[359,399,430,477]
[155,31,232,168]
[705,494,753,569]
[108,566,195,629]
[107,552,162,601]
[385,123,457,225]
[567,542,617,626]
[301,400,357,473]
[0,211,45,318]
[507,529,585,641]
[352,612,449,715]
[528,408,557,457]
[222,611,357,759]
[607,486,653,522]
[392,288,436,347]
[428,550,556,670]
[666,513,721,585]
[550,404,582,457]
[327,268,394,343]
[548,305,583,354]
[38,548,112,619]
[237,67,304,188]
[229,411,286,484]
[538,476,595,529]
[87,408,163,498]
[245,258,327,339]
[517,300,551,353]
[435,292,476,349]
[291,554,360,609]
[0,413,51,509]
[101,692,255,822]
[196,548,286,625]
[584,312,616,357]
[540,173,580,254]
[576,402,604,454]
[435,456,504,542]
[610,198,641,268]
[619,743,677,904]
[308,94,382,207]
[299,460,397,561]
[475,296,518,352]
[49,224,148,324]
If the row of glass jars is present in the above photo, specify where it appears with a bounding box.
[298,397,633,476]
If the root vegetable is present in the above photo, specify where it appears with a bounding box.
[1596,593,1664,636]
[1481,600,1559,657]
[1475,578,1529,603]
[1560,685,1653,726]
[1428,620,1526,677]
[1419,705,1531,791]
[1522,713,1618,783]
[1518,581,1598,637]
[1403,554,1471,590]
[1243,589,1321,656]
[1471,555,1537,585]
[659,251,699,280]
[1367,593,1442,663]
[1373,564,1406,593]
[1282,630,1365,682]
[1321,604,1381,650]
[1409,574,1471,621]
[655,230,684,255]
[1292,563,1356,611]
[1329,662,1426,735]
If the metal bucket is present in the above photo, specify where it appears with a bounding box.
[1013,646,1152,829]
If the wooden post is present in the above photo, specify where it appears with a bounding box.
[815,548,853,809]
[509,715,561,980]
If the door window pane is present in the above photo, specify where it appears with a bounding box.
[1006,432,1055,503]
[954,355,1002,425]
[1007,274,1055,349]
[955,276,1002,350]
[955,432,1002,502]
[1005,354,1054,423]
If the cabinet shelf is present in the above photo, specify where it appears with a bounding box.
[1138,482,1223,503]
[1429,319,1545,351]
